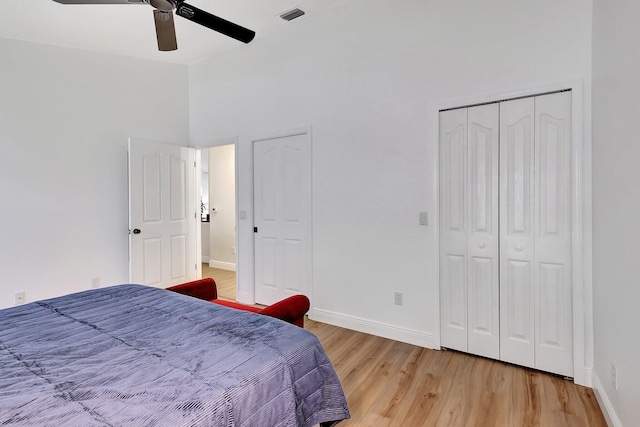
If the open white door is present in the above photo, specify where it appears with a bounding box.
[129,138,198,287]
[253,130,311,305]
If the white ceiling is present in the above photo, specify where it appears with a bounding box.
[1,0,343,64]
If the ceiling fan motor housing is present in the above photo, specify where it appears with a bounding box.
[148,0,175,11]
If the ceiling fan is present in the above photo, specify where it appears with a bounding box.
[52,0,256,51]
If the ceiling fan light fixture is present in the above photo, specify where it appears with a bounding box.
[280,8,305,22]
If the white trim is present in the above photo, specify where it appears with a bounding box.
[432,78,592,386]
[436,80,582,111]
[194,150,203,280]
[592,372,622,427]
[208,260,236,271]
[584,366,593,389]
[248,126,312,143]
[201,256,210,263]
[311,308,435,349]
[569,81,590,387]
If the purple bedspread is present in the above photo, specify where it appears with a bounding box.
[0,285,349,426]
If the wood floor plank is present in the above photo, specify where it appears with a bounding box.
[201,264,236,300]
[306,319,606,427]
[380,347,442,425]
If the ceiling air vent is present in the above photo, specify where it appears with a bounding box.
[280,8,305,21]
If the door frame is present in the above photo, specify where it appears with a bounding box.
[233,126,313,306]
[432,79,591,386]
[194,137,239,295]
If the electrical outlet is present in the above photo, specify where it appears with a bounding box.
[14,291,26,306]
[91,277,100,289]
[394,292,403,306]
[232,247,236,254]
[611,363,618,390]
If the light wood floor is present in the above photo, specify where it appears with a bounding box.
[199,265,606,426]
[202,263,236,300]
[306,319,606,427]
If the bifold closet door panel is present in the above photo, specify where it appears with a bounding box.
[534,92,573,377]
[498,91,573,376]
[499,97,536,369]
[440,107,468,352]
[440,104,499,358]
[466,104,500,360]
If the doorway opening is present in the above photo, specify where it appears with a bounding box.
[198,143,237,301]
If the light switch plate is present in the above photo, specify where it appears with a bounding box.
[419,212,428,226]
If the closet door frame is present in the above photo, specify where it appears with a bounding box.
[433,79,590,387]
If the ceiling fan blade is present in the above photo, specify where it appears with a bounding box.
[154,10,178,51]
[52,0,145,4]
[176,2,255,44]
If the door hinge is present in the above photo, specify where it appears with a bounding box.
[254,227,258,233]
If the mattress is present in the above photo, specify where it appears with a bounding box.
[0,284,349,426]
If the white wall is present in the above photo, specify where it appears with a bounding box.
[0,38,189,309]
[592,0,640,424]
[189,0,592,351]
[201,222,210,261]
[208,144,236,269]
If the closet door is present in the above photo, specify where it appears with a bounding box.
[440,104,499,359]
[499,92,573,377]
[440,108,469,352]
[499,97,536,369]
[467,104,500,359]
[441,91,572,377]
[533,92,573,376]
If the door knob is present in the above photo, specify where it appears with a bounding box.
[132,229,141,235]
[478,243,486,249]
[515,244,523,252]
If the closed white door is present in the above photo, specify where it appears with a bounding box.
[253,131,311,305]
[498,93,573,376]
[440,91,573,377]
[440,103,500,359]
[533,93,573,376]
[129,138,197,287]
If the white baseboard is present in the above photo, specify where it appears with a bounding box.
[592,372,622,427]
[236,291,251,305]
[208,260,236,271]
[201,256,210,263]
[310,308,434,349]
[583,366,593,388]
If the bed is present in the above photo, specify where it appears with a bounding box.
[0,284,349,426]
